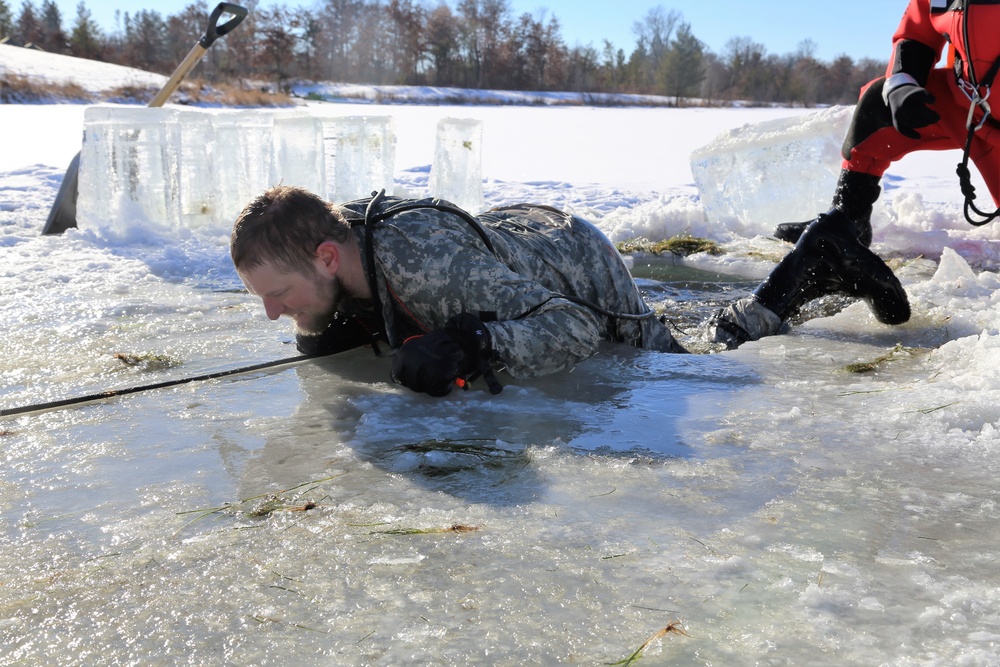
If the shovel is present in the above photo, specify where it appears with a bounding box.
[42,2,248,235]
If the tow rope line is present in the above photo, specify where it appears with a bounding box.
[1,354,311,419]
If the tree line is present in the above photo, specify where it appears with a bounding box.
[0,0,888,106]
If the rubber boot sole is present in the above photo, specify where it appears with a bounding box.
[806,222,909,325]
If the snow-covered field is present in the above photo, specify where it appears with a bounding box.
[4,44,1000,665]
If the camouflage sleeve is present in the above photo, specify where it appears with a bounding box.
[485,299,603,379]
[373,211,603,378]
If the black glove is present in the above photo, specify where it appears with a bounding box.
[295,313,373,356]
[886,83,939,140]
[391,313,500,397]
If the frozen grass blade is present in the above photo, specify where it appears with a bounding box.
[248,614,327,633]
[371,524,481,536]
[841,343,925,373]
[174,474,346,533]
[608,621,691,666]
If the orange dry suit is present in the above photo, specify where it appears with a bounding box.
[842,0,1000,208]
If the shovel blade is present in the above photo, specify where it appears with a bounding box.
[42,152,80,235]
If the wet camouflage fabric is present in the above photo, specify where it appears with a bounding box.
[339,197,681,379]
[708,297,785,350]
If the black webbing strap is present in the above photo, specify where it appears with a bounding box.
[360,190,390,356]
[354,190,501,356]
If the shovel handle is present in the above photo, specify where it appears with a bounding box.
[200,3,249,49]
[148,3,248,107]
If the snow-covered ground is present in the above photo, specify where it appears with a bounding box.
[3,45,1000,665]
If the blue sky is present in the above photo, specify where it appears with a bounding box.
[49,0,907,63]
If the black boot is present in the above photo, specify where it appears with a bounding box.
[756,209,910,325]
[773,170,881,246]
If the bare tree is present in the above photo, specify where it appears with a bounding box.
[510,11,563,90]
[564,43,598,92]
[723,36,768,102]
[632,6,678,60]
[256,5,298,86]
[164,4,207,68]
[386,0,427,84]
[212,0,260,81]
[425,2,459,85]
[698,51,727,104]
[297,15,322,80]
[317,0,362,81]
[456,0,512,88]
[631,5,679,90]
[353,1,388,83]
[796,38,817,61]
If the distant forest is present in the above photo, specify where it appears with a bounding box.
[0,0,889,105]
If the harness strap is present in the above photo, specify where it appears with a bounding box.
[360,190,390,356]
[354,190,502,355]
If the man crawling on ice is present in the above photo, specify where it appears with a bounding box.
[231,185,688,396]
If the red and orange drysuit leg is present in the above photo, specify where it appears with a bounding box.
[840,69,1000,207]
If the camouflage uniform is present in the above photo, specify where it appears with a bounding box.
[336,198,683,379]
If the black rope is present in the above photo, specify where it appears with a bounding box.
[957,138,1000,226]
[1,354,310,419]
[955,7,1000,226]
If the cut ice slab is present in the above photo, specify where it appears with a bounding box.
[77,106,181,235]
[690,106,889,237]
[429,117,484,213]
[320,115,397,202]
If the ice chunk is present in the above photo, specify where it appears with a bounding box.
[320,115,397,203]
[930,247,993,299]
[429,117,484,213]
[77,106,180,235]
[934,246,978,284]
[271,110,325,195]
[690,106,861,236]
[174,108,218,230]
[211,110,274,228]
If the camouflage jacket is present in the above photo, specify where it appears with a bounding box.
[336,197,682,379]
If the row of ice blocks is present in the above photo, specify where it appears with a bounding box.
[76,107,484,235]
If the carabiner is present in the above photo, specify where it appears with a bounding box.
[959,78,992,131]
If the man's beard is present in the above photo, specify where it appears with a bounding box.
[294,274,345,336]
